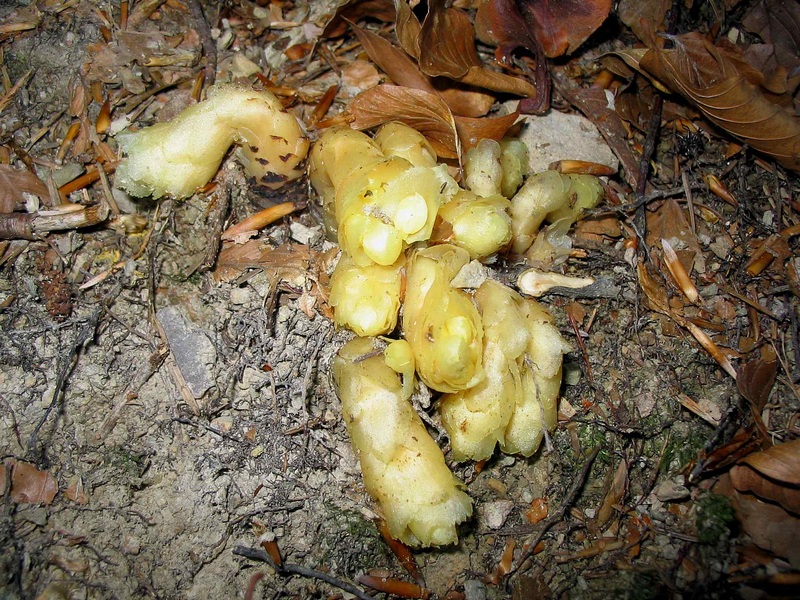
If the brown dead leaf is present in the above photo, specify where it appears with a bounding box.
[716,472,800,568]
[349,22,436,95]
[596,458,628,528]
[737,355,778,413]
[214,241,329,285]
[0,165,49,213]
[740,439,800,487]
[343,85,461,158]
[394,0,421,59]
[477,0,610,58]
[743,0,800,93]
[646,199,703,276]
[454,110,520,152]
[637,260,671,315]
[418,0,480,80]
[637,32,800,173]
[730,462,800,515]
[519,0,611,58]
[351,19,495,117]
[552,70,643,189]
[618,0,671,45]
[64,476,89,505]
[416,0,538,100]
[320,0,397,38]
[0,459,58,505]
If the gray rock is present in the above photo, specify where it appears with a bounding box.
[156,306,217,398]
[464,579,487,600]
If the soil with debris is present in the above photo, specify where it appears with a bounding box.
[1,2,798,600]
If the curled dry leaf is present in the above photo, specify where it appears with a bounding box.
[740,439,800,486]
[742,0,800,94]
[730,463,800,515]
[737,355,778,412]
[351,19,495,118]
[417,0,537,100]
[342,85,520,158]
[716,473,800,568]
[0,459,58,505]
[0,165,49,213]
[617,0,671,46]
[349,22,436,95]
[320,0,396,38]
[454,110,521,151]
[342,84,460,158]
[477,0,611,58]
[552,70,643,189]
[636,32,800,173]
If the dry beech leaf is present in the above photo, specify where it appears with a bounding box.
[454,110,520,151]
[730,463,800,515]
[0,459,58,505]
[737,355,778,412]
[637,32,800,173]
[474,0,551,113]
[343,84,461,158]
[743,0,800,82]
[349,22,436,94]
[351,20,495,117]
[0,165,49,213]
[321,0,396,38]
[416,0,537,100]
[636,261,671,315]
[519,0,611,57]
[418,0,478,79]
[213,241,331,286]
[477,0,611,58]
[618,0,671,45]
[596,458,628,527]
[716,472,800,568]
[436,85,496,119]
[394,0,422,59]
[552,70,643,189]
[740,439,800,486]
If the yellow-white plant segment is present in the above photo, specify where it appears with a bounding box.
[332,337,473,547]
[115,85,308,198]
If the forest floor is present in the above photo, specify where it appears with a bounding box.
[0,1,798,599]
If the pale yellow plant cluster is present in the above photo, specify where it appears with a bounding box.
[109,91,602,547]
[311,123,603,546]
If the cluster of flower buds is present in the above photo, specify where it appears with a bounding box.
[310,123,602,546]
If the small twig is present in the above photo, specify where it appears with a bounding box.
[186,0,217,87]
[681,170,696,234]
[199,180,231,273]
[633,0,680,248]
[506,447,601,581]
[300,325,332,414]
[0,204,109,240]
[233,545,376,600]
[26,311,100,459]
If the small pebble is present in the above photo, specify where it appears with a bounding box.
[655,477,690,502]
[463,580,487,600]
[229,286,251,305]
[482,500,514,530]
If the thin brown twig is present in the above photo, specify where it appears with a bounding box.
[506,447,601,582]
[186,0,217,87]
[233,545,376,600]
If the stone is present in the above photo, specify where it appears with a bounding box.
[156,306,217,398]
